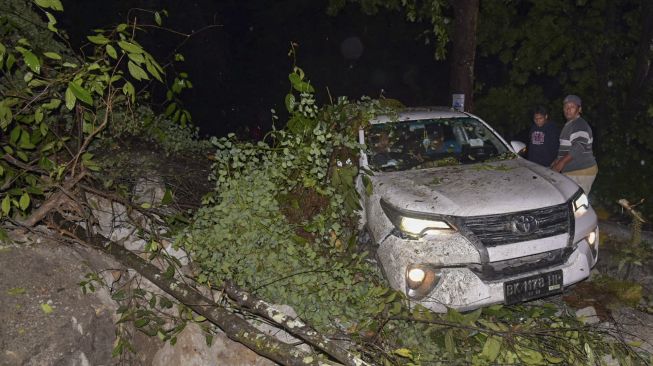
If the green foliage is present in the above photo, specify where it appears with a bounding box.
[105,104,210,156]
[182,86,394,329]
[0,0,194,221]
[79,267,203,358]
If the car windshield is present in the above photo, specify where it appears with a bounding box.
[366,117,512,171]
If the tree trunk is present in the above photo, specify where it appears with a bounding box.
[626,1,653,113]
[449,0,479,112]
[594,0,617,147]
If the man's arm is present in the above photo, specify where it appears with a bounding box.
[551,153,572,172]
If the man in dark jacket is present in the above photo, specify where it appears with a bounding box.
[527,106,560,167]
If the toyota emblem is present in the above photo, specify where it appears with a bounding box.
[512,215,538,234]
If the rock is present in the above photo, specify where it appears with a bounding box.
[133,175,166,206]
[0,240,119,366]
[152,323,276,366]
[250,304,312,354]
[575,306,600,324]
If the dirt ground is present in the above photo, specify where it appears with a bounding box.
[0,231,119,366]
[0,228,166,366]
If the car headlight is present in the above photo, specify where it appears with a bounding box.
[380,199,455,238]
[406,264,441,300]
[573,190,589,217]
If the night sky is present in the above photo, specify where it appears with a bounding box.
[59,0,450,137]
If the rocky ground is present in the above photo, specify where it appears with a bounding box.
[0,228,277,366]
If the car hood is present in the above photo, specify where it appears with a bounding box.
[371,158,579,216]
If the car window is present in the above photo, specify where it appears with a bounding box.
[366,117,511,171]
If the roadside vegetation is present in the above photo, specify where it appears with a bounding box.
[1,1,652,365]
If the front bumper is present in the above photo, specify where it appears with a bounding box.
[376,213,599,313]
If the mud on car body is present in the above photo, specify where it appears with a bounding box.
[357,107,599,312]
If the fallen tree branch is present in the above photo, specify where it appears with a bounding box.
[617,198,647,223]
[20,172,87,227]
[50,213,343,366]
[222,281,370,366]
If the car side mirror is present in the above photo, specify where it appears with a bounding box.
[510,141,526,155]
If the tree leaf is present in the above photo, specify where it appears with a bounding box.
[9,126,21,144]
[122,81,135,102]
[34,0,63,11]
[40,122,48,136]
[134,318,150,328]
[445,329,456,355]
[65,86,76,110]
[144,58,162,82]
[7,287,26,295]
[289,72,301,85]
[43,52,61,60]
[105,44,117,59]
[1,196,10,216]
[40,303,54,314]
[285,93,295,112]
[22,50,40,74]
[68,81,93,105]
[34,108,44,123]
[16,151,28,162]
[42,98,61,110]
[154,11,162,26]
[127,52,144,65]
[18,129,35,149]
[481,336,502,362]
[161,188,173,205]
[45,12,58,32]
[118,40,144,54]
[127,61,149,81]
[49,0,63,11]
[163,103,176,117]
[19,192,30,210]
[292,80,314,93]
[87,34,109,45]
[394,348,413,358]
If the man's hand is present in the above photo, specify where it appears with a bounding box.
[551,154,572,172]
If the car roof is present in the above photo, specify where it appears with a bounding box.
[371,107,471,124]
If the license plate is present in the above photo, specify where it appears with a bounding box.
[504,270,563,305]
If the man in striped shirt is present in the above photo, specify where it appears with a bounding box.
[550,95,598,194]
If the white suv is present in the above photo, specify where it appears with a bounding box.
[357,108,598,312]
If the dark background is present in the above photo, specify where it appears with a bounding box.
[60,0,450,137]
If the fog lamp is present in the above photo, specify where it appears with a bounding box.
[587,231,596,246]
[588,227,599,260]
[408,268,426,283]
[406,264,441,300]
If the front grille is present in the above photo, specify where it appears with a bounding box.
[460,203,571,247]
